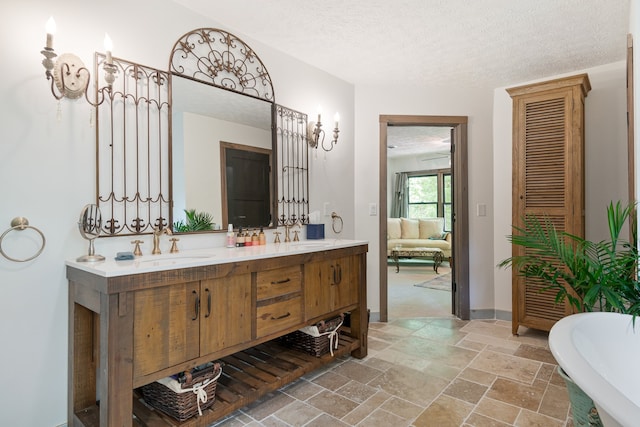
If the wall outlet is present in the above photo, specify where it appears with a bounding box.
[323,202,330,216]
[477,203,487,217]
[368,203,377,216]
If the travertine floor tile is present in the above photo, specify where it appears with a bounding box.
[367,365,450,406]
[443,378,489,404]
[514,408,565,427]
[474,397,521,425]
[379,396,424,420]
[469,350,541,383]
[306,389,359,418]
[486,378,546,411]
[210,318,572,427]
[357,408,410,427]
[413,394,474,427]
[331,360,384,384]
[273,400,321,426]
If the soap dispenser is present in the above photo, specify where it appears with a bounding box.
[236,227,245,247]
[258,227,266,245]
[226,224,236,248]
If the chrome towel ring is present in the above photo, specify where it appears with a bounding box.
[0,217,46,262]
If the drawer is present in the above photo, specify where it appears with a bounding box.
[256,296,302,337]
[256,265,302,300]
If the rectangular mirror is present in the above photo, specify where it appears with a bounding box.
[171,75,276,232]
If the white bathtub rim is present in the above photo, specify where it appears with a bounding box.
[549,312,640,427]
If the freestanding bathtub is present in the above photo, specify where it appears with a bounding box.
[549,312,640,427]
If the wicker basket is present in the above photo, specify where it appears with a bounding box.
[141,362,222,421]
[279,314,344,357]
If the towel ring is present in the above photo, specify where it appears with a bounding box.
[0,217,46,262]
[330,212,343,234]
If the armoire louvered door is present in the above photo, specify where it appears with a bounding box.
[507,74,591,335]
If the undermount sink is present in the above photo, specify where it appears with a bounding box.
[136,254,215,265]
[288,241,335,249]
[549,312,640,427]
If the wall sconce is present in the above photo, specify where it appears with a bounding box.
[308,105,340,151]
[40,17,116,103]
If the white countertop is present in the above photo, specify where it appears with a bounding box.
[66,239,368,277]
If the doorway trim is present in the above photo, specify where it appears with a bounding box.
[379,115,469,321]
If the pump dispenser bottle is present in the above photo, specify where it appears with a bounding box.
[226,224,236,248]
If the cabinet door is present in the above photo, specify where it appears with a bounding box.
[200,274,252,355]
[305,256,358,320]
[133,281,200,377]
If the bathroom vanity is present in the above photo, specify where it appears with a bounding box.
[66,240,368,426]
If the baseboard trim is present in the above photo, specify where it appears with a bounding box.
[370,310,512,323]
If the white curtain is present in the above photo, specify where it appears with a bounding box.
[391,172,408,218]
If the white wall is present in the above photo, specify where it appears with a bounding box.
[354,85,495,317]
[0,1,354,425]
[492,62,629,314]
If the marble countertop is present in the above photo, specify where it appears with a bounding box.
[65,239,368,277]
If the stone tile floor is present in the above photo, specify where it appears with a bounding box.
[212,318,574,426]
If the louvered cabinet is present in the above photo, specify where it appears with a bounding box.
[507,74,591,335]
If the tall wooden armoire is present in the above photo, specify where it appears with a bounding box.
[507,74,591,335]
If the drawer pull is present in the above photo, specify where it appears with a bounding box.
[205,288,211,318]
[271,312,291,320]
[192,290,200,321]
[271,278,291,285]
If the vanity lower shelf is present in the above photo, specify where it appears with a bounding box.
[74,334,359,427]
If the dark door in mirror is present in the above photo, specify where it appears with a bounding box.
[221,143,272,228]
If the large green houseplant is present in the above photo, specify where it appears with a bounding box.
[499,201,640,427]
[499,201,640,315]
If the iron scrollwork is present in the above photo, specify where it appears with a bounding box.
[169,28,274,102]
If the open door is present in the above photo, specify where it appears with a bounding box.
[379,115,469,321]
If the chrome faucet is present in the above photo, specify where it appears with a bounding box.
[152,227,172,254]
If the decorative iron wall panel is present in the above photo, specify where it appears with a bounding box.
[96,54,171,236]
[276,105,309,226]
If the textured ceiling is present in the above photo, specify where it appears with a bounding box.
[173,0,629,88]
[171,0,629,157]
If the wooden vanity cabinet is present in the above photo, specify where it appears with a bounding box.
[67,244,367,427]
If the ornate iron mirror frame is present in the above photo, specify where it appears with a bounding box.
[96,28,309,236]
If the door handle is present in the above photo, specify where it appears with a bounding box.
[192,289,200,321]
[204,287,211,318]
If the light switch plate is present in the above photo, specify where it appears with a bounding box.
[477,203,487,217]
[369,203,377,216]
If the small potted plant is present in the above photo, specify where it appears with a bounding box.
[499,201,640,427]
[173,209,215,232]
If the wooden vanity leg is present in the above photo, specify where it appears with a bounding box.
[69,283,98,426]
[99,292,134,426]
[350,253,368,359]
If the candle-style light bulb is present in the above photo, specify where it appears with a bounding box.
[333,112,340,129]
[45,17,56,49]
[316,105,322,124]
[104,33,113,65]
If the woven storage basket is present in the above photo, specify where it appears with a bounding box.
[141,362,222,421]
[279,314,344,357]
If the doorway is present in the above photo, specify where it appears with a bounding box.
[379,115,469,321]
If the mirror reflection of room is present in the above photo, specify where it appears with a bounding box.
[171,76,274,232]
